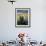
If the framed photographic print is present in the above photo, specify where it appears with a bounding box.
[15,8,31,28]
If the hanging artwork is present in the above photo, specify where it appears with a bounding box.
[15,8,31,28]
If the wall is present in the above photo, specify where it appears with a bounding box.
[0,0,46,42]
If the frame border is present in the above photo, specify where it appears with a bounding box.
[15,8,31,28]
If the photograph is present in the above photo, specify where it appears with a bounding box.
[15,8,31,27]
